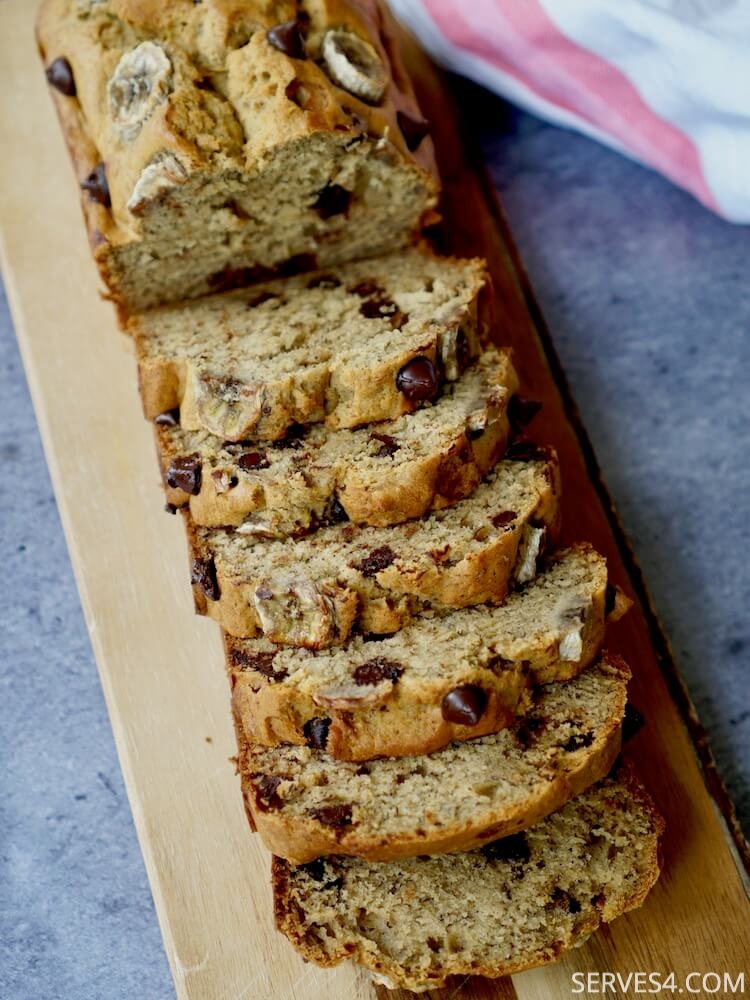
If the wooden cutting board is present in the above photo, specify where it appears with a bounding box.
[1,2,747,997]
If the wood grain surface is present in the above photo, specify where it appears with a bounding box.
[0,3,747,998]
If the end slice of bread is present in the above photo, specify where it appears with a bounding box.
[273,765,664,991]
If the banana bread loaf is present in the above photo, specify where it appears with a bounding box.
[158,350,518,529]
[189,451,561,644]
[238,656,629,862]
[37,0,439,311]
[228,545,627,760]
[273,766,664,991]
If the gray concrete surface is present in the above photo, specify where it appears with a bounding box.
[1,99,748,998]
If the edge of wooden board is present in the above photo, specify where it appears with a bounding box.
[404,49,750,885]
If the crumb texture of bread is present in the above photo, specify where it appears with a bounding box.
[228,545,613,760]
[273,768,664,991]
[190,452,561,645]
[239,657,629,861]
[36,0,440,310]
[133,250,487,440]
[158,350,518,529]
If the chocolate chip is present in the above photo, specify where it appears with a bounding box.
[605,582,618,616]
[491,510,516,529]
[454,329,472,374]
[508,396,543,434]
[299,859,326,881]
[303,717,331,750]
[154,408,180,427]
[280,252,318,276]
[312,184,352,219]
[252,774,284,811]
[548,887,581,914]
[353,657,404,686]
[441,685,487,726]
[396,356,439,403]
[328,497,350,523]
[166,455,202,495]
[369,432,399,458]
[355,545,397,578]
[164,503,179,515]
[267,20,308,59]
[191,557,220,602]
[238,451,270,471]
[310,803,353,828]
[561,730,595,753]
[622,703,646,744]
[397,110,431,151]
[481,832,530,864]
[81,163,110,208]
[209,264,270,291]
[46,57,76,96]
[230,648,286,681]
[515,714,547,750]
[505,440,546,462]
[349,280,381,298]
[307,274,342,290]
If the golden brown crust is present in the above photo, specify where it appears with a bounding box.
[237,657,628,862]
[272,765,665,990]
[36,0,440,311]
[186,454,561,644]
[226,545,613,760]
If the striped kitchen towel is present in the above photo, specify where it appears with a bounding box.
[389,0,750,222]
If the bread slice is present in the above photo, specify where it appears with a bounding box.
[132,250,487,441]
[273,766,664,991]
[157,350,518,529]
[238,656,629,862]
[37,0,439,312]
[190,452,561,645]
[228,545,626,760]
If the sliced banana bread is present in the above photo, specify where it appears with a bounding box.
[37,0,439,311]
[239,656,629,862]
[273,766,664,991]
[133,250,487,441]
[158,350,518,529]
[229,545,627,760]
[190,452,561,644]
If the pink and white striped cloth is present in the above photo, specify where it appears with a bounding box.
[389,0,750,222]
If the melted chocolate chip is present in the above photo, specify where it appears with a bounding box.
[267,20,308,59]
[303,717,331,750]
[46,57,76,96]
[81,163,111,208]
[280,252,318,276]
[622,703,646,744]
[353,657,404,686]
[328,497,350,523]
[191,557,220,602]
[166,455,202,495]
[605,582,618,616]
[441,685,487,726]
[508,396,543,434]
[561,730,595,753]
[505,440,547,462]
[369,432,399,458]
[310,803,353,828]
[396,356,439,403]
[313,184,353,219]
[252,774,284,811]
[491,510,516,529]
[154,408,180,427]
[238,451,270,471]
[515,714,547,750]
[481,832,530,864]
[349,280,381,298]
[454,328,472,374]
[300,859,326,881]
[230,647,286,681]
[549,887,581,914]
[355,545,397,578]
[397,110,431,151]
[209,264,270,291]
